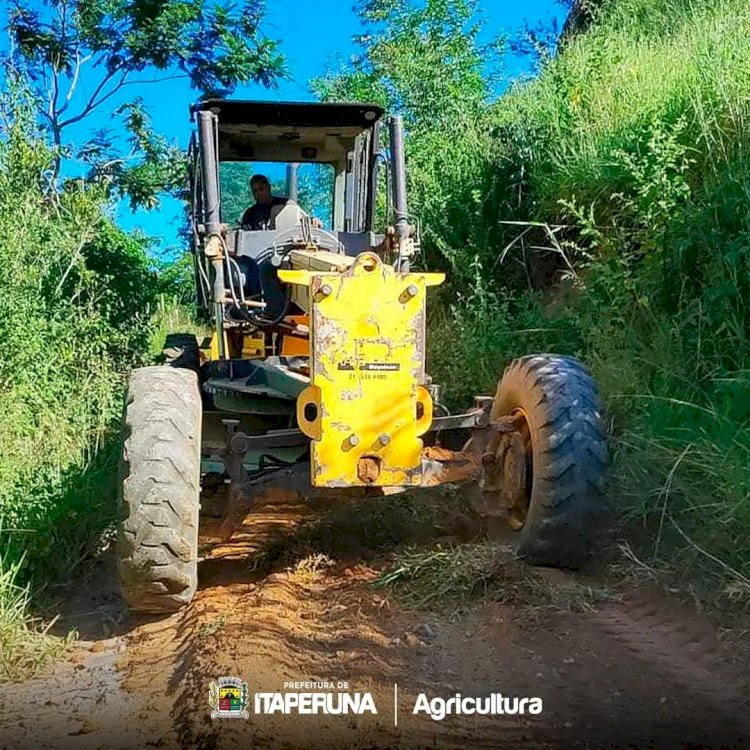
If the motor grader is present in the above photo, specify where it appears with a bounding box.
[117,100,608,613]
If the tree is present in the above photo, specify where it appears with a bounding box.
[311,0,509,275]
[312,0,502,134]
[7,0,286,205]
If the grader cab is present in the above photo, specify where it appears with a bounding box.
[117,100,608,613]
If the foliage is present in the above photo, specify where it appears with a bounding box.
[313,0,502,125]
[296,164,335,228]
[0,541,73,681]
[6,0,286,205]
[312,0,511,278]
[83,100,188,210]
[459,0,750,591]
[373,541,593,612]
[157,252,199,308]
[0,84,162,676]
[0,94,151,554]
[322,0,750,595]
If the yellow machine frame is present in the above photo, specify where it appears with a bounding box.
[279,252,444,487]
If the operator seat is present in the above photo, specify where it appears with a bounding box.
[231,199,312,315]
[231,200,301,300]
[269,200,304,230]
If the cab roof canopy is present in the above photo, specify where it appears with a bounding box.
[191,99,385,163]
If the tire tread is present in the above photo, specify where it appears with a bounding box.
[493,354,608,568]
[117,365,201,613]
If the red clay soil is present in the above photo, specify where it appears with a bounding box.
[0,487,747,750]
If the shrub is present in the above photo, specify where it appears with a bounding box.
[0,86,161,674]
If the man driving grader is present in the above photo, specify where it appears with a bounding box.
[240,173,288,230]
[240,173,323,231]
[116,100,608,613]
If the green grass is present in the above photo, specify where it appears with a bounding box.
[147,294,208,361]
[422,0,750,599]
[0,93,179,680]
[372,541,601,616]
[0,540,74,681]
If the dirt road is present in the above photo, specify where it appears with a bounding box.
[0,485,748,750]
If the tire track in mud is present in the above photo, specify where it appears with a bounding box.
[113,485,553,749]
[117,569,552,749]
[595,595,749,704]
[589,592,750,745]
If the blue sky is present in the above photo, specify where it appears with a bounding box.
[6,0,566,253]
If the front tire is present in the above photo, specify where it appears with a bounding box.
[117,366,202,613]
[492,354,608,568]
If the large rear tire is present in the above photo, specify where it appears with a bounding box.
[492,354,608,568]
[117,366,202,613]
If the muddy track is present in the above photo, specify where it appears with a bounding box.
[0,487,748,750]
[594,595,749,711]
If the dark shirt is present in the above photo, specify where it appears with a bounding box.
[240,196,288,230]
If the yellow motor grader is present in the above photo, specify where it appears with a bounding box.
[117,100,608,613]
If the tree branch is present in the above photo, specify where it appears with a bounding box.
[59,50,94,116]
[121,72,190,86]
[58,68,128,131]
[54,234,88,295]
[55,0,68,38]
[40,64,54,121]
[91,52,109,70]
[58,69,189,133]
[50,54,61,124]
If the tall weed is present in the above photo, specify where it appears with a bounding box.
[0,86,161,675]
[424,0,750,594]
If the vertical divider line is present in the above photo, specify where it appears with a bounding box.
[394,683,398,727]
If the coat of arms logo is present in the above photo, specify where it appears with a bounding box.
[209,676,250,719]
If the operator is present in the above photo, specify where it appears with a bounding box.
[240,174,288,230]
[241,173,324,230]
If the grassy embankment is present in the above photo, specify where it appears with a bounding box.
[423,0,749,602]
[0,97,186,679]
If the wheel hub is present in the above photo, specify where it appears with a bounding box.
[478,410,532,526]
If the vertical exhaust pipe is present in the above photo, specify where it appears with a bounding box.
[286,162,299,202]
[389,116,410,272]
[197,110,226,358]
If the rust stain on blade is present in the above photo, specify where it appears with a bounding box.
[421,447,482,486]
